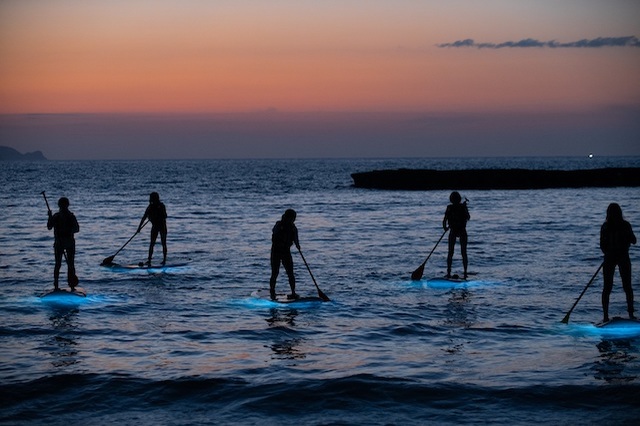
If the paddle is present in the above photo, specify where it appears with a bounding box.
[560,262,604,324]
[297,247,330,302]
[41,191,79,288]
[411,229,448,281]
[100,220,148,266]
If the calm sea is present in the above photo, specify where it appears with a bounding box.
[1,157,640,425]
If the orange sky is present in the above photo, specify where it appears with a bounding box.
[0,1,639,159]
[1,1,639,114]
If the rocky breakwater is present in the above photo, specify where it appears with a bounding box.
[351,168,640,190]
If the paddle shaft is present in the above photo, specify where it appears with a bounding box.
[561,262,604,324]
[297,247,330,302]
[411,229,448,280]
[42,191,64,259]
[41,191,52,213]
[102,220,148,265]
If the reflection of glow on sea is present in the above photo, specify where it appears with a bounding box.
[36,293,118,307]
[105,265,190,274]
[232,298,283,309]
[569,319,640,339]
[231,294,323,309]
[427,278,481,289]
[405,278,501,290]
[38,294,90,307]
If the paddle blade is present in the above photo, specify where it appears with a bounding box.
[101,256,115,266]
[411,262,425,281]
[317,288,330,302]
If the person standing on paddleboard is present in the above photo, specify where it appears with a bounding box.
[270,209,300,301]
[443,191,470,279]
[47,197,79,290]
[600,203,636,322]
[138,192,167,266]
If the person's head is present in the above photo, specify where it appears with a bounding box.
[282,208,297,224]
[449,191,462,204]
[606,203,623,223]
[149,192,160,204]
[58,197,70,209]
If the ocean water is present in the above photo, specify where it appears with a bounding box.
[1,156,640,425]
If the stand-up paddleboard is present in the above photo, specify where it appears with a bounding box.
[423,273,488,289]
[427,274,468,288]
[427,274,468,284]
[588,316,640,339]
[251,289,324,304]
[41,287,87,298]
[596,316,640,328]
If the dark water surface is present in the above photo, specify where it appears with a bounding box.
[2,157,640,425]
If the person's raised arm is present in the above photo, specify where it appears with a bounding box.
[138,209,148,233]
[293,226,300,250]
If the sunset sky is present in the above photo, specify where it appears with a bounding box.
[1,0,639,159]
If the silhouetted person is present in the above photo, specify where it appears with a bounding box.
[138,192,167,265]
[47,197,79,290]
[443,191,470,279]
[600,203,636,322]
[270,209,300,300]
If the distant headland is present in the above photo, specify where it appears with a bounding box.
[0,146,47,161]
[351,168,640,190]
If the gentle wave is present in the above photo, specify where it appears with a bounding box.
[2,373,639,425]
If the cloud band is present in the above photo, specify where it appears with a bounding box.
[438,36,640,49]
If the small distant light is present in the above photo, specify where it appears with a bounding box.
[588,153,593,159]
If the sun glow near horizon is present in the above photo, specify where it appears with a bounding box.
[1,1,639,159]
[1,1,639,115]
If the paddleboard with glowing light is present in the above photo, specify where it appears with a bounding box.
[251,289,324,304]
[583,316,640,339]
[41,287,87,298]
[423,273,491,289]
[428,274,468,283]
[596,317,640,328]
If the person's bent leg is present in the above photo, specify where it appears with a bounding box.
[160,228,167,265]
[620,257,634,318]
[66,242,76,289]
[460,231,468,278]
[148,228,158,265]
[53,244,63,290]
[282,252,297,298]
[446,233,456,277]
[269,251,280,300]
[602,260,615,322]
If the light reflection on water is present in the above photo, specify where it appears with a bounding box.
[1,158,640,423]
